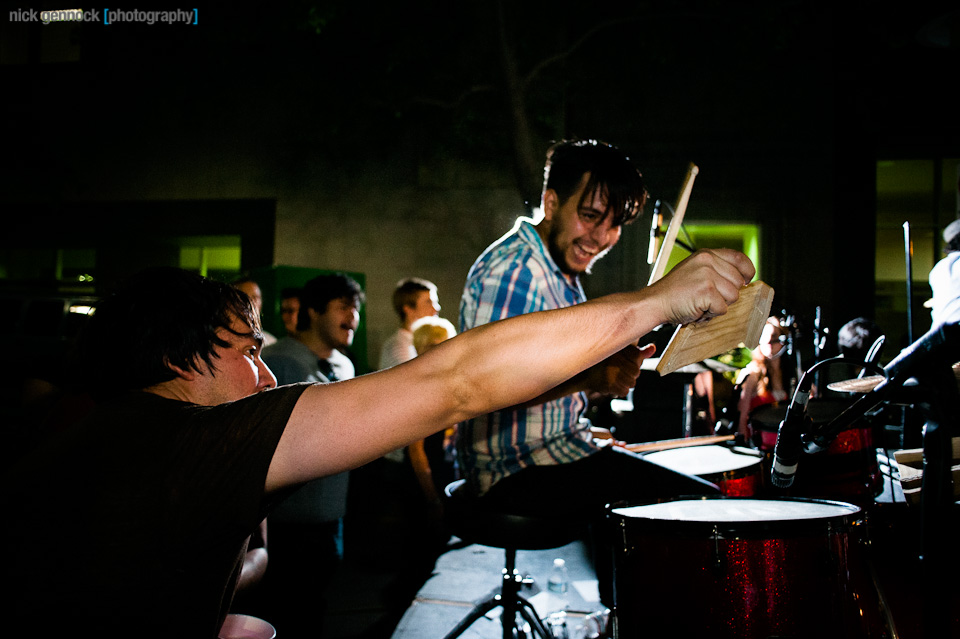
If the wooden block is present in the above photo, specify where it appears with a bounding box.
[892,440,960,506]
[895,438,960,467]
[894,448,924,466]
[656,281,775,376]
[898,465,923,491]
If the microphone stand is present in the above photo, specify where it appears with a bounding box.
[904,222,914,345]
[803,322,959,452]
[804,322,959,638]
[916,362,957,638]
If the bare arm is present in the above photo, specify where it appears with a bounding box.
[236,519,268,593]
[407,439,441,505]
[266,249,754,492]
[736,371,759,439]
[516,343,655,407]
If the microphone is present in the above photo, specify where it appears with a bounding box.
[771,375,813,489]
[770,321,960,490]
[647,200,663,265]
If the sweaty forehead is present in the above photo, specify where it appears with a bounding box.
[222,314,260,342]
[579,182,610,208]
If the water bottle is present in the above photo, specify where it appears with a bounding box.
[547,557,569,594]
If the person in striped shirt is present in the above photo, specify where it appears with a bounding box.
[457,141,723,599]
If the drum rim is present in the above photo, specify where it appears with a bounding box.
[608,495,863,538]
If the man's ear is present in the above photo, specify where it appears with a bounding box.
[165,359,198,381]
[541,189,559,222]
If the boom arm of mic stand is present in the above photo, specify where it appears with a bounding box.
[805,321,960,453]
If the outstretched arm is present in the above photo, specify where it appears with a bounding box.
[266,249,754,491]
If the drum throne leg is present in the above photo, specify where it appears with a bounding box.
[441,547,551,639]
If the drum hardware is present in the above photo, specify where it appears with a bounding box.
[772,356,886,490]
[903,221,915,345]
[710,524,723,573]
[774,321,960,638]
[797,322,958,457]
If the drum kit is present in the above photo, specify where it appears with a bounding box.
[613,168,960,638]
[607,320,960,638]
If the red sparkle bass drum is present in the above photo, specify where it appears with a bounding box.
[609,496,889,639]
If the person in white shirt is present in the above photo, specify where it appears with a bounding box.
[379,277,441,370]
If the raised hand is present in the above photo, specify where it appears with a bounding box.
[585,343,656,397]
[647,249,755,326]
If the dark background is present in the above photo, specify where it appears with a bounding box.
[2,0,958,357]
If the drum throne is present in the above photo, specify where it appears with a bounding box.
[440,480,586,639]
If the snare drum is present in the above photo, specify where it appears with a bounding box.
[610,497,885,639]
[643,445,763,496]
[750,399,882,504]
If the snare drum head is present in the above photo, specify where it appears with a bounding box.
[645,445,760,475]
[611,496,861,536]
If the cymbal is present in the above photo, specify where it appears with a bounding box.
[827,374,885,393]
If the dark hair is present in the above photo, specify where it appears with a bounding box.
[391,277,436,321]
[280,287,301,300]
[230,275,258,288]
[837,317,883,361]
[947,234,960,253]
[297,273,365,331]
[542,139,647,226]
[75,267,259,398]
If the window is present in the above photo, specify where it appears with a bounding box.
[875,158,960,343]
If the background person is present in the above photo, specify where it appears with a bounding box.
[259,273,364,635]
[232,276,277,347]
[379,277,441,370]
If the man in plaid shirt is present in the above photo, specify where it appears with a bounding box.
[457,142,719,592]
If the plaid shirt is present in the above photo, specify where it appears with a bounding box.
[458,218,598,495]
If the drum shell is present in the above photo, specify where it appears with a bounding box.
[750,399,882,503]
[643,445,763,496]
[610,496,881,639]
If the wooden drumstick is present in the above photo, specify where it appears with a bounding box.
[642,163,775,375]
[648,162,699,286]
[625,434,734,454]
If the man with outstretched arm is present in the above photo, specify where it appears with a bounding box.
[3,249,752,637]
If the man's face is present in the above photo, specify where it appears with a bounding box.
[541,173,623,276]
[314,296,360,350]
[195,315,277,405]
[405,289,440,325]
[280,296,300,335]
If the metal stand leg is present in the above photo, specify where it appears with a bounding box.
[442,548,551,639]
[917,363,958,638]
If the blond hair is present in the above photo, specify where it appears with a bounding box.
[411,316,457,355]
